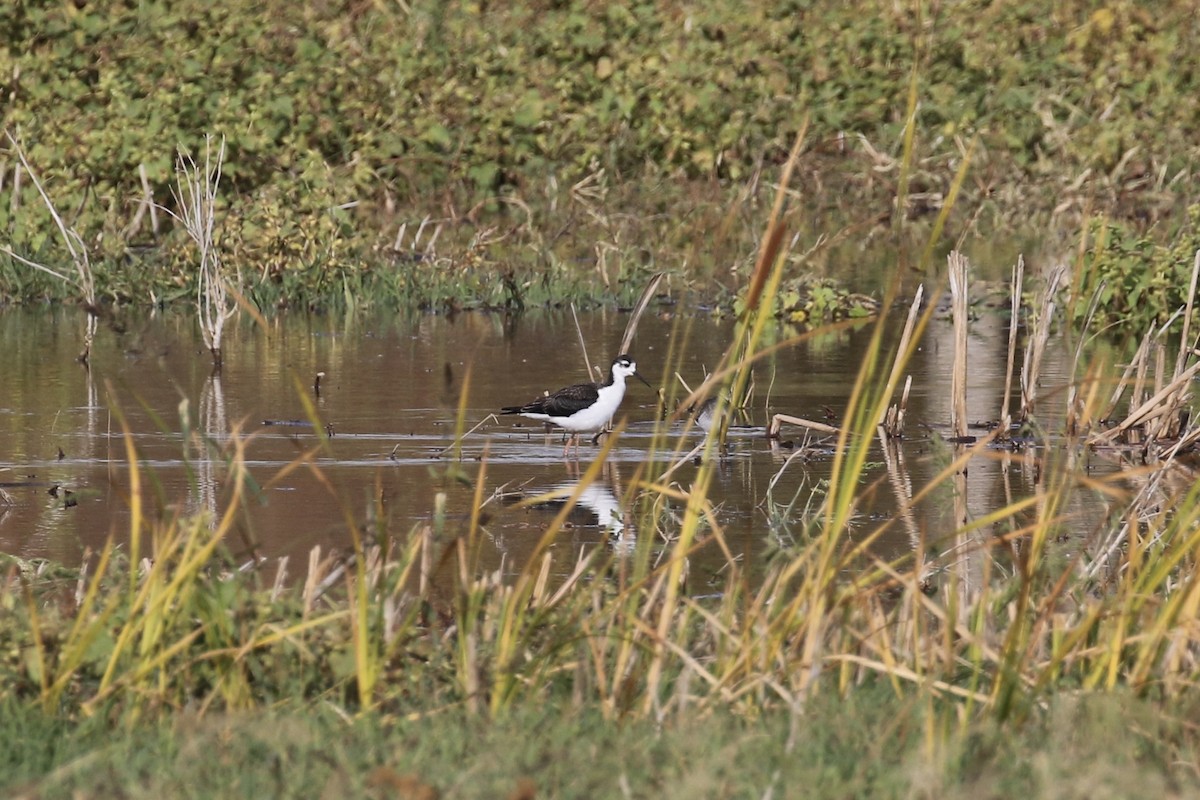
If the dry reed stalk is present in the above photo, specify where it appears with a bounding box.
[302,545,341,613]
[1154,339,1166,400]
[1020,265,1067,422]
[948,251,970,439]
[1144,343,1171,441]
[999,256,1024,435]
[619,271,665,354]
[1130,334,1152,430]
[391,215,442,256]
[1090,358,1200,445]
[124,163,160,240]
[171,134,232,369]
[879,285,924,438]
[702,127,807,448]
[767,413,840,438]
[270,557,288,602]
[1137,250,1200,442]
[141,162,159,234]
[2,131,98,362]
[8,160,19,217]
[1174,249,1200,378]
[1159,424,1200,460]
[570,303,594,380]
[895,374,913,435]
[1064,285,1109,436]
[1102,325,1153,425]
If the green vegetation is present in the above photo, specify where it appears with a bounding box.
[1073,203,1200,328]
[2,689,1192,798]
[5,3,1200,794]
[2,0,1199,320]
[5,171,1200,795]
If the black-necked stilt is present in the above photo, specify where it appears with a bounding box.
[501,354,650,456]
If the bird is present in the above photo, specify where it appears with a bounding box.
[501,354,650,457]
[692,397,717,433]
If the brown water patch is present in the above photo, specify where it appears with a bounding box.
[0,306,1129,586]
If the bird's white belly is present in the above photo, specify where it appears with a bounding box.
[528,383,625,433]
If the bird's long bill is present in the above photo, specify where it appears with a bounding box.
[633,370,651,388]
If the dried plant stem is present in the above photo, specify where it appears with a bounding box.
[2,130,97,363]
[1091,358,1200,445]
[999,256,1024,434]
[570,303,594,380]
[879,285,923,438]
[767,413,840,438]
[1020,265,1067,423]
[948,251,969,439]
[172,135,232,369]
[618,271,664,355]
[1103,325,1153,423]
[1174,249,1200,378]
[125,162,159,239]
[8,160,19,217]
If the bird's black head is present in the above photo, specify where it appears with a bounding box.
[612,354,651,387]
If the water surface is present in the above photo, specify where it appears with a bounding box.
[0,305,1123,586]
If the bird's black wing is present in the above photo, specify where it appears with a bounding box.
[501,381,600,416]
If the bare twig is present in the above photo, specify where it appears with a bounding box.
[2,130,97,363]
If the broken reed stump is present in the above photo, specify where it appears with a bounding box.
[998,255,1024,438]
[1087,249,1200,457]
[1020,264,1067,424]
[879,284,924,439]
[947,251,969,441]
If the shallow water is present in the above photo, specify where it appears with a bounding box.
[0,305,1127,585]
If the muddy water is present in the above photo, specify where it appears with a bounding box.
[0,306,1122,585]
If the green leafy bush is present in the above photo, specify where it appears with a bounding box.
[1,0,1199,309]
[1076,204,1200,329]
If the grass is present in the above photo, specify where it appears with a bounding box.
[2,688,1194,798]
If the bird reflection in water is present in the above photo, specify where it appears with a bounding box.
[523,463,636,554]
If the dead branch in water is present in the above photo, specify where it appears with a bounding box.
[768,413,840,438]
